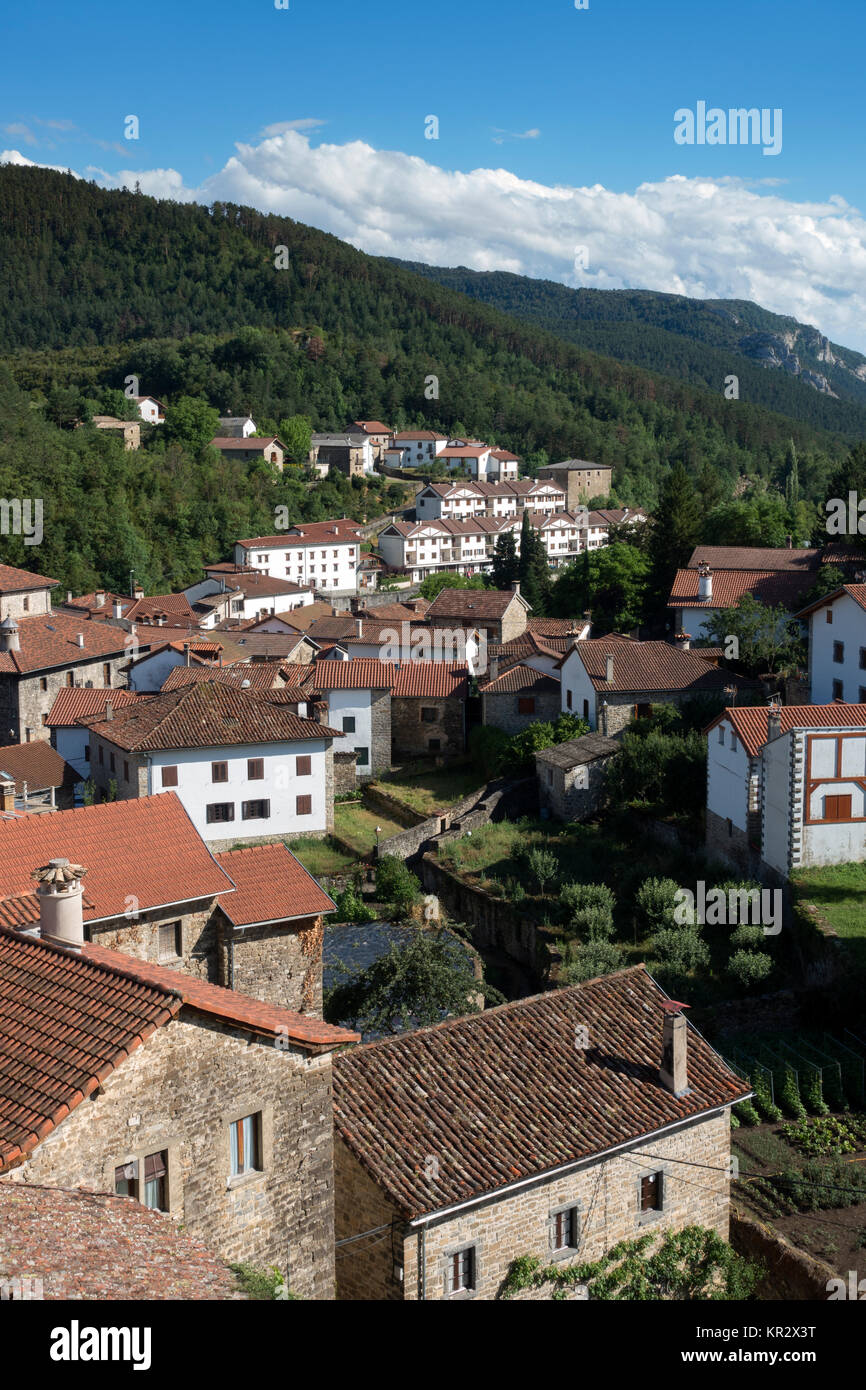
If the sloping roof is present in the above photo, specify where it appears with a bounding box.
[45,688,146,728]
[0,742,78,794]
[707,703,866,758]
[312,659,397,691]
[86,681,340,752]
[262,601,333,632]
[426,587,525,621]
[561,635,753,695]
[795,582,866,619]
[667,568,816,611]
[540,458,611,472]
[0,614,135,676]
[0,565,59,593]
[160,661,291,693]
[352,420,391,433]
[686,546,820,572]
[209,436,284,450]
[392,431,447,441]
[391,663,469,699]
[0,1182,242,1300]
[0,794,233,924]
[535,732,621,768]
[334,965,748,1220]
[236,520,361,548]
[124,594,196,624]
[215,843,335,926]
[478,663,559,695]
[527,617,586,637]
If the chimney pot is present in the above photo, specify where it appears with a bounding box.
[698,565,713,602]
[95,591,105,606]
[76,632,85,649]
[0,779,15,814]
[660,1000,690,1096]
[32,858,87,951]
[66,590,72,603]
[767,702,782,741]
[112,599,123,619]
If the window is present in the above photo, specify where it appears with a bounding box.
[212,761,228,783]
[206,802,235,823]
[22,596,29,612]
[296,755,311,776]
[158,922,181,961]
[41,712,48,726]
[718,726,725,745]
[123,760,129,782]
[355,746,369,766]
[823,794,853,821]
[421,707,438,723]
[98,746,104,766]
[566,689,573,710]
[833,679,844,700]
[635,703,652,719]
[550,1206,579,1253]
[39,677,47,692]
[731,732,738,753]
[103,664,112,685]
[826,608,833,624]
[114,1159,138,1199]
[640,1172,664,1214]
[143,1151,168,1211]
[242,799,270,820]
[447,1246,476,1295]
[66,672,75,687]
[582,699,589,719]
[247,758,264,780]
[296,794,312,816]
[518,697,536,715]
[428,738,441,752]
[342,716,356,733]
[861,649,866,671]
[161,765,178,787]
[109,752,116,773]
[230,1114,261,1177]
[833,641,845,664]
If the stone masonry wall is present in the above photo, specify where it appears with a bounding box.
[483,686,560,737]
[334,1137,403,1301]
[90,902,218,981]
[391,695,464,758]
[537,756,612,822]
[369,688,392,777]
[598,691,687,737]
[705,807,757,874]
[12,1014,338,1299]
[222,914,324,1016]
[2,653,130,744]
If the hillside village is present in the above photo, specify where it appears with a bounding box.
[2,393,866,1306]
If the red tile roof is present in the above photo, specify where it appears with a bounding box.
[0,613,136,676]
[0,794,233,923]
[667,567,816,611]
[706,703,866,757]
[527,616,586,637]
[312,659,397,691]
[0,742,78,793]
[561,635,755,695]
[334,965,749,1220]
[686,546,820,572]
[795,583,866,619]
[85,681,341,751]
[0,1182,243,1300]
[210,435,284,450]
[123,594,196,624]
[0,565,59,593]
[160,661,291,692]
[215,843,335,926]
[391,662,469,699]
[352,420,391,434]
[237,520,362,548]
[478,663,560,695]
[392,431,447,441]
[426,587,524,621]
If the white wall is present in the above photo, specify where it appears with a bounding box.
[676,606,715,641]
[808,593,866,703]
[323,689,373,775]
[706,716,751,831]
[129,648,185,692]
[145,739,329,841]
[559,648,596,724]
[761,732,792,876]
[52,726,90,781]
[235,541,358,593]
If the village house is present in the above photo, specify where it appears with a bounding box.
[0,739,78,813]
[536,459,613,507]
[209,435,287,470]
[185,563,314,627]
[438,443,519,483]
[414,479,566,523]
[84,681,342,847]
[310,658,392,782]
[557,634,752,734]
[704,701,866,878]
[333,966,748,1300]
[385,430,448,469]
[0,854,355,1296]
[795,582,866,704]
[0,612,140,746]
[426,583,530,645]
[129,395,165,424]
[667,545,821,642]
[390,661,469,759]
[127,628,318,693]
[479,662,560,735]
[535,731,621,822]
[91,416,141,450]
[217,415,257,438]
[235,521,362,594]
[310,432,374,478]
[351,420,392,462]
[0,563,58,621]
[46,686,147,781]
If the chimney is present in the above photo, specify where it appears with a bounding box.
[0,616,20,653]
[604,652,614,683]
[786,534,793,549]
[95,591,105,606]
[511,580,521,595]
[489,657,499,681]
[184,642,191,666]
[76,632,85,649]
[660,1000,690,1096]
[697,565,713,601]
[104,699,114,720]
[112,599,123,619]
[674,630,691,651]
[766,702,782,741]
[349,596,361,615]
[66,590,72,603]
[133,584,144,601]
[0,779,15,814]
[355,618,363,637]
[32,859,87,952]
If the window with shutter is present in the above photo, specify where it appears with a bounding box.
[161,765,178,787]
[296,794,312,815]
[640,1172,663,1212]
[143,1151,168,1211]
[296,755,312,776]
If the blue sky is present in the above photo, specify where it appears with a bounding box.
[4,0,866,348]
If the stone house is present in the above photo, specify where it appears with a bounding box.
[0,868,356,1298]
[91,416,141,450]
[479,663,561,735]
[536,459,612,507]
[0,612,139,746]
[557,634,753,735]
[310,658,393,780]
[333,965,749,1300]
[0,739,79,812]
[209,436,287,470]
[391,662,469,759]
[704,701,866,879]
[83,681,342,847]
[310,433,374,477]
[535,732,620,822]
[351,421,393,463]
[0,563,58,621]
[425,582,530,646]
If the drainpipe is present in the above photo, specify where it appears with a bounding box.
[419,1224,427,1301]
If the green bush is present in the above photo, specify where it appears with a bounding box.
[468,724,510,779]
[733,1098,761,1126]
[375,855,420,916]
[652,927,710,977]
[635,877,681,934]
[727,949,773,990]
[729,924,767,951]
[334,885,373,924]
[559,937,624,983]
[526,846,558,894]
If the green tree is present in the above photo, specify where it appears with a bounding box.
[518,510,551,613]
[418,572,488,600]
[703,593,804,675]
[164,395,220,452]
[279,414,313,463]
[490,532,519,590]
[649,463,702,602]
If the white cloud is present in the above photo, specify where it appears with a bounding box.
[23,129,866,353]
[0,149,80,175]
[491,127,541,145]
[2,123,36,146]
[260,118,325,137]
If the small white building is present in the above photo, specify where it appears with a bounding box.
[310,658,394,779]
[217,415,257,438]
[45,688,147,781]
[184,564,314,627]
[235,520,363,593]
[389,431,448,467]
[797,582,866,705]
[130,396,166,424]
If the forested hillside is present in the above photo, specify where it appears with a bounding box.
[0,165,857,595]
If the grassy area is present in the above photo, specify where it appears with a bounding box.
[290,836,357,877]
[371,764,485,817]
[333,803,406,855]
[793,863,866,965]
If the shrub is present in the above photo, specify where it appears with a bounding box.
[570,904,616,940]
[727,949,773,990]
[375,855,420,916]
[468,724,510,779]
[561,881,615,918]
[652,927,710,978]
[526,846,558,894]
[733,1099,761,1126]
[635,877,681,934]
[334,885,373,924]
[560,937,624,983]
[729,924,767,951]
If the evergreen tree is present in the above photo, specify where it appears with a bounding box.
[518,510,551,613]
[490,532,519,589]
[649,463,702,605]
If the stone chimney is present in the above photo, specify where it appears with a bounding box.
[511,581,521,596]
[184,642,191,666]
[0,616,20,653]
[133,584,144,601]
[66,590,73,603]
[0,779,15,814]
[489,657,499,682]
[104,699,114,720]
[674,630,691,651]
[604,653,614,683]
[786,534,793,549]
[32,859,87,952]
[660,1000,690,1096]
[112,599,124,619]
[766,702,782,741]
[697,566,713,601]
[355,618,363,637]
[95,591,105,607]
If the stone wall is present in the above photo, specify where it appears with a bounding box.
[598,691,688,737]
[333,751,358,796]
[705,807,757,874]
[730,1210,837,1301]
[12,1013,337,1299]
[420,852,550,981]
[91,902,219,981]
[220,914,324,1015]
[536,754,612,822]
[363,784,427,827]
[376,776,530,863]
[391,695,465,758]
[2,653,130,744]
[334,1138,403,1301]
[370,688,392,777]
[484,686,560,736]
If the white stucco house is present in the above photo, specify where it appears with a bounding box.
[234,520,362,594]
[46,688,147,781]
[130,395,166,424]
[309,658,394,779]
[83,681,342,845]
[796,582,866,705]
[705,702,866,878]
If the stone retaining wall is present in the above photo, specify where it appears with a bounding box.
[730,1210,837,1301]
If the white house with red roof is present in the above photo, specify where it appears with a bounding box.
[667,546,821,641]
[0,564,59,621]
[796,582,866,705]
[234,520,362,593]
[705,702,866,876]
[129,395,165,424]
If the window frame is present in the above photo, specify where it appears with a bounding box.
[161,764,178,787]
[211,760,229,783]
[296,793,312,816]
[241,798,271,820]
[636,1167,667,1225]
[247,757,265,780]
[442,1242,479,1299]
[157,921,182,961]
[206,801,235,824]
[548,1203,581,1259]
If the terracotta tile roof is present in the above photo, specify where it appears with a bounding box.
[821,542,866,564]
[262,601,333,632]
[0,794,233,922]
[668,568,816,611]
[392,431,447,441]
[83,942,358,1050]
[795,582,866,619]
[0,742,78,793]
[706,702,866,758]
[490,632,571,660]
[0,1182,243,1300]
[210,435,284,450]
[86,682,341,751]
[561,635,756,695]
[0,614,136,676]
[686,546,820,572]
[391,662,469,699]
[124,594,196,624]
[334,965,749,1219]
[59,592,130,619]
[305,616,356,641]
[160,661,291,692]
[0,927,182,1170]
[209,571,308,599]
[439,445,489,458]
[236,520,362,548]
[357,601,430,622]
[312,659,397,691]
[426,588,524,621]
[478,663,560,695]
[45,687,145,728]
[527,616,586,637]
[352,420,391,433]
[215,843,335,926]
[0,565,58,593]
